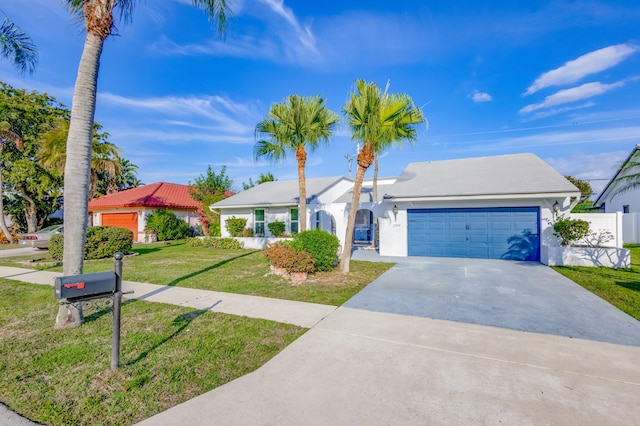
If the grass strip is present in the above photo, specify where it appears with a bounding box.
[0,280,305,425]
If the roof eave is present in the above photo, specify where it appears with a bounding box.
[384,191,580,202]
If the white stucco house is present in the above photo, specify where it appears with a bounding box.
[211,153,581,262]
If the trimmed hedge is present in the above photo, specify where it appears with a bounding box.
[48,226,133,261]
[292,229,340,271]
[186,237,244,249]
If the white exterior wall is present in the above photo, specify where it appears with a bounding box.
[93,208,199,242]
[378,197,568,257]
[597,163,640,213]
[219,209,253,237]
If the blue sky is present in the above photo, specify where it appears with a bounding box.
[1,0,639,196]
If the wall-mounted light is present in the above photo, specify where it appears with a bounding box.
[392,204,398,220]
[553,200,559,219]
[138,210,143,216]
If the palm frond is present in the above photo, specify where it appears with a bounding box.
[0,18,38,75]
[191,0,233,37]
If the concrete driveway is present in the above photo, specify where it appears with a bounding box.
[140,255,640,425]
[346,255,640,346]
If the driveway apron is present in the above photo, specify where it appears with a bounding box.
[345,255,640,346]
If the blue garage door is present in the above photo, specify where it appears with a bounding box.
[408,207,540,261]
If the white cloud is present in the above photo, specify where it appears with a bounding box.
[520,81,625,114]
[524,43,639,95]
[258,0,318,55]
[98,91,258,135]
[469,91,492,103]
[521,102,596,121]
[153,0,320,65]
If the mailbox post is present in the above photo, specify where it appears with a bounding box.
[54,252,131,370]
[111,252,124,370]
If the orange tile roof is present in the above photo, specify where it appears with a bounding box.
[88,182,200,211]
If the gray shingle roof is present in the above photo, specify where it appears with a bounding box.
[385,153,579,199]
[212,176,347,208]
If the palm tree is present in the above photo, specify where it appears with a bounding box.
[339,80,425,273]
[255,95,338,232]
[39,119,123,198]
[57,0,231,328]
[0,17,38,74]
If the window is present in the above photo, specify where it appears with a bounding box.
[315,211,321,230]
[623,205,630,213]
[290,208,299,234]
[254,209,265,236]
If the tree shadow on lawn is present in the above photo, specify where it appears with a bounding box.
[167,250,259,287]
[616,281,640,292]
[125,303,219,366]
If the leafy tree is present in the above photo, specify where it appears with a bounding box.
[0,16,38,74]
[565,175,593,202]
[242,172,276,190]
[340,80,425,273]
[189,165,233,236]
[59,0,231,328]
[255,95,338,232]
[0,82,66,233]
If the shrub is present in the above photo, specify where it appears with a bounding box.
[85,226,134,260]
[263,241,315,273]
[267,221,286,237]
[49,226,133,261]
[225,216,247,237]
[49,234,64,261]
[186,237,243,249]
[553,216,590,246]
[145,210,193,241]
[292,229,340,271]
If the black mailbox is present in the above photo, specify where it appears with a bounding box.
[54,271,117,301]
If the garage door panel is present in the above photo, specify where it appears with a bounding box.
[101,213,138,238]
[408,207,539,261]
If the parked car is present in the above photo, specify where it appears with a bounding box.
[18,225,64,249]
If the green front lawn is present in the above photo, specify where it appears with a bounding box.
[5,241,394,306]
[552,245,640,321]
[0,281,305,425]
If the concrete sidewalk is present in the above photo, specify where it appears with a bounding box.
[139,307,640,425]
[0,266,335,328]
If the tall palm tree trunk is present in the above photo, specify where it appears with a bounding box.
[55,31,104,329]
[296,145,307,232]
[340,144,375,273]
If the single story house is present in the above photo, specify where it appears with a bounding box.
[211,153,580,262]
[593,144,640,213]
[88,182,200,242]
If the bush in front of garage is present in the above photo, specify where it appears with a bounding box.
[145,210,194,241]
[49,226,133,261]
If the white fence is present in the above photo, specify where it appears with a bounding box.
[568,212,623,248]
[623,212,640,244]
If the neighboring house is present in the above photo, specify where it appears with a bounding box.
[593,144,640,214]
[212,153,580,262]
[88,182,200,242]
